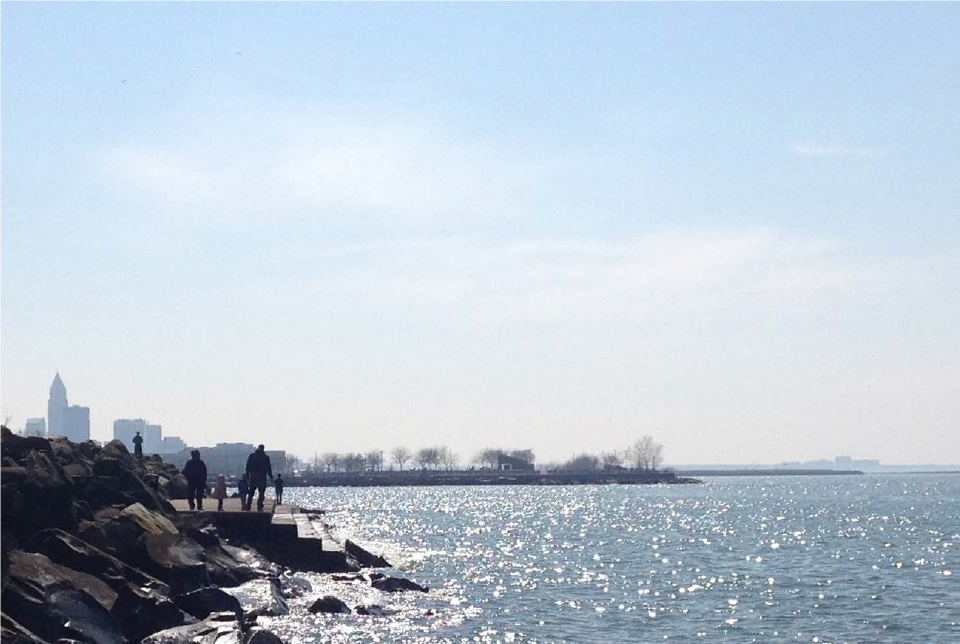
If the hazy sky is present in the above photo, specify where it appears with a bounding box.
[2,3,958,465]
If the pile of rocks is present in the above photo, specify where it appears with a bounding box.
[0,426,285,643]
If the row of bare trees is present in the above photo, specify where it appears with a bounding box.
[553,436,664,472]
[298,447,461,472]
[472,448,536,469]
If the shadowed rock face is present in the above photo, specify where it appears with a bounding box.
[24,529,190,642]
[173,587,243,622]
[221,578,289,619]
[1,551,125,644]
[139,610,243,644]
[140,533,211,595]
[0,427,288,643]
[344,539,391,568]
[371,575,429,593]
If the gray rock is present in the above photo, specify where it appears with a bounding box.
[308,595,351,614]
[139,611,242,644]
[355,604,398,616]
[343,539,391,568]
[174,587,242,621]
[1,551,125,644]
[371,575,429,593]
[140,533,210,595]
[221,578,289,618]
[244,627,285,644]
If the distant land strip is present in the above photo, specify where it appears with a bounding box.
[675,469,864,477]
[249,470,699,487]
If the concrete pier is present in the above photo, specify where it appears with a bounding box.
[171,498,360,572]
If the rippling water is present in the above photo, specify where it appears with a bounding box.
[261,475,959,643]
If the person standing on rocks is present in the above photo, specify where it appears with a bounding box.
[132,431,144,460]
[182,449,208,511]
[245,444,273,512]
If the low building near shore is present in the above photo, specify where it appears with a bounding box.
[497,453,535,471]
[165,442,286,477]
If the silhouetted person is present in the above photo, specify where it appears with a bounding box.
[245,444,273,512]
[132,431,144,460]
[274,473,284,505]
[238,473,250,510]
[182,450,207,511]
[213,474,227,511]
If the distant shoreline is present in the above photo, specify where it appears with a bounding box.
[675,468,864,477]
[248,470,700,488]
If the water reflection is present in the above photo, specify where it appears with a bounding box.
[262,476,959,643]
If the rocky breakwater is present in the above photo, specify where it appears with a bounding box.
[1,427,277,643]
[1,426,432,643]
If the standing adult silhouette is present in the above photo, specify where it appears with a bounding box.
[245,444,273,512]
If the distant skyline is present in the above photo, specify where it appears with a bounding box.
[2,4,958,464]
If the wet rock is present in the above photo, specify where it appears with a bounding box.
[140,533,210,595]
[205,544,274,587]
[343,539,391,568]
[355,604,398,616]
[139,610,242,644]
[174,587,243,621]
[308,595,351,614]
[22,527,188,641]
[371,576,429,593]
[0,612,45,643]
[1,551,125,644]
[280,575,311,599]
[244,627,285,644]
[221,578,289,618]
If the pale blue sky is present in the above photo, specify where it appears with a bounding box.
[2,3,958,464]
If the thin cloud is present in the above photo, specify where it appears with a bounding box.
[790,141,885,160]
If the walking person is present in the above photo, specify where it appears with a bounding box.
[274,473,284,505]
[182,450,207,511]
[245,444,273,512]
[238,473,250,510]
[212,474,227,511]
[132,431,144,460]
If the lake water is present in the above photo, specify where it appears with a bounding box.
[263,475,959,643]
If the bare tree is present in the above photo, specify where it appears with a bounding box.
[474,448,503,469]
[601,451,623,468]
[628,436,664,471]
[415,447,441,470]
[285,454,302,473]
[438,446,458,470]
[391,446,411,471]
[365,450,384,472]
[320,452,340,473]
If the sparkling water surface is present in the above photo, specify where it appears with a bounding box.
[262,475,959,643]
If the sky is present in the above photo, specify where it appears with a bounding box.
[2,3,958,465]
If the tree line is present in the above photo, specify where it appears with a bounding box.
[285,437,664,474]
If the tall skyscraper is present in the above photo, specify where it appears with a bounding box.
[47,373,68,438]
[64,406,90,442]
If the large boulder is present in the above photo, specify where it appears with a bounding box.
[122,502,179,535]
[1,551,125,644]
[244,628,285,644]
[371,575,429,593]
[139,611,243,644]
[344,539,391,568]
[139,533,210,595]
[205,544,276,587]
[173,587,243,621]
[308,595,351,614]
[23,527,189,641]
[0,612,46,643]
[7,450,77,538]
[221,578,289,619]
